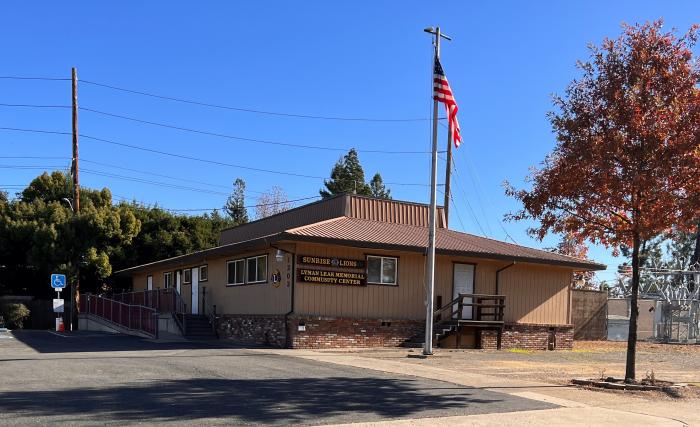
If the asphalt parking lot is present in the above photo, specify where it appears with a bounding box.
[0,330,555,426]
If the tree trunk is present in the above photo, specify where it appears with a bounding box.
[625,232,641,383]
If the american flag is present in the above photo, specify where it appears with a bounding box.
[433,58,462,148]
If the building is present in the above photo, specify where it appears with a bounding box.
[115,194,605,349]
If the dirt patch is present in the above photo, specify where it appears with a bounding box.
[347,340,700,397]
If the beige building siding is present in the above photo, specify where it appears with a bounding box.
[130,242,574,325]
[205,247,292,315]
[293,243,426,319]
[132,246,293,315]
[499,265,573,325]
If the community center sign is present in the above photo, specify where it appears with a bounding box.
[297,255,366,286]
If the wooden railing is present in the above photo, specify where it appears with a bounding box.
[434,293,506,323]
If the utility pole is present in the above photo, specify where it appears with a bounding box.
[423,26,451,356]
[444,131,453,227]
[70,67,80,331]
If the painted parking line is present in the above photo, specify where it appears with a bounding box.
[47,331,70,338]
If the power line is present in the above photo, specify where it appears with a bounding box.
[450,157,493,236]
[80,133,434,186]
[81,79,435,123]
[447,163,489,237]
[0,156,292,196]
[80,133,329,179]
[112,194,321,213]
[79,106,430,154]
[452,152,518,244]
[0,165,68,170]
[0,156,70,160]
[0,103,71,109]
[81,158,250,193]
[82,169,232,196]
[438,121,518,244]
[0,126,70,137]
[0,76,70,81]
[0,126,434,187]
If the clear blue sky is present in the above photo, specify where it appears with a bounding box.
[1,1,698,283]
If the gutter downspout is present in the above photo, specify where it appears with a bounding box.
[271,243,296,348]
[495,262,516,295]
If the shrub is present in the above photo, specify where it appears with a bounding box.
[0,303,31,329]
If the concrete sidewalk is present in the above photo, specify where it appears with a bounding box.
[254,349,692,426]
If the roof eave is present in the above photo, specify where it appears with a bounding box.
[114,234,282,276]
[278,233,607,271]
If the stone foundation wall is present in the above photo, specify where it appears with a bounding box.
[289,316,423,349]
[481,323,574,350]
[217,314,286,347]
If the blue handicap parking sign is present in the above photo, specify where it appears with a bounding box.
[51,274,66,289]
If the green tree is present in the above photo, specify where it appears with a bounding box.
[0,172,141,298]
[369,173,391,199]
[1,171,238,297]
[320,149,391,198]
[224,178,248,224]
[320,148,373,198]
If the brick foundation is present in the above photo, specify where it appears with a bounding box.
[289,316,423,349]
[217,314,286,347]
[480,323,574,350]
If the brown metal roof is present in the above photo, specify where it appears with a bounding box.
[117,195,605,274]
[282,217,605,270]
[219,194,446,245]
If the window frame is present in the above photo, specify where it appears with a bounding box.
[164,271,173,289]
[366,255,398,286]
[183,268,192,284]
[226,259,246,286]
[199,265,208,282]
[246,254,268,284]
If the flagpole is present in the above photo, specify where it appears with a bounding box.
[423,26,449,356]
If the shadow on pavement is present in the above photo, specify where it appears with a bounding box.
[0,377,518,424]
[9,330,247,354]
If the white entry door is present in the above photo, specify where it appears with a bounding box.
[191,267,199,315]
[147,275,153,291]
[453,263,475,319]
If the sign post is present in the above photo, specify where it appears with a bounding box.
[51,274,66,332]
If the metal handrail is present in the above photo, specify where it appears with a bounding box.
[205,300,219,338]
[82,293,158,337]
[113,288,187,315]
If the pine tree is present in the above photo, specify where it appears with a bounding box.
[320,148,389,198]
[224,178,248,225]
[369,173,391,199]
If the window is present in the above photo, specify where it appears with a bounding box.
[367,256,397,285]
[247,255,267,283]
[164,272,173,289]
[199,265,208,282]
[227,259,246,285]
[183,268,192,284]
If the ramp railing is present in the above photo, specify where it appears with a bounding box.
[80,293,158,338]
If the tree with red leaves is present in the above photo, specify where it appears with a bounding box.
[550,234,596,289]
[507,21,700,382]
